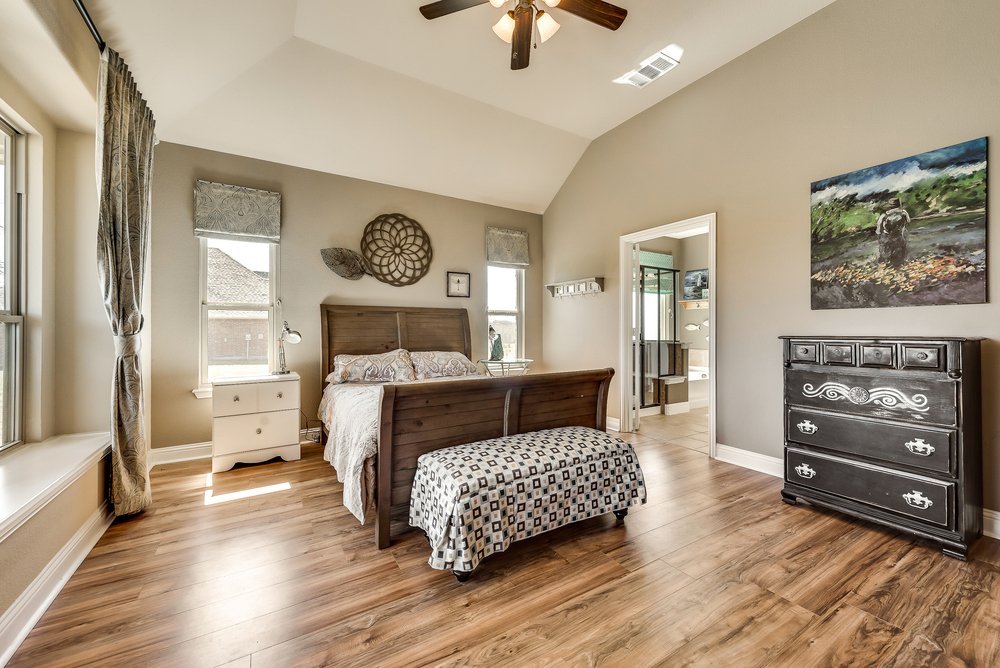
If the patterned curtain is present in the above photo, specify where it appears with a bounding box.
[96,48,155,516]
[486,227,529,266]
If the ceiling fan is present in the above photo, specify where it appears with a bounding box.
[419,0,628,70]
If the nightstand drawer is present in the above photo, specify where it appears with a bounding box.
[213,383,258,417]
[213,410,299,456]
[787,408,954,474]
[257,380,300,413]
[786,448,952,528]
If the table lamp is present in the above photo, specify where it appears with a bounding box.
[274,321,301,374]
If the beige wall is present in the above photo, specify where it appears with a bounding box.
[151,142,544,449]
[542,0,1000,509]
[55,130,113,434]
[0,457,108,614]
[678,234,709,351]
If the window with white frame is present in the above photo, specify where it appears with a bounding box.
[0,116,24,451]
[200,238,277,384]
[487,265,523,359]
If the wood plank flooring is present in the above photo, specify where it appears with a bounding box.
[9,430,1000,667]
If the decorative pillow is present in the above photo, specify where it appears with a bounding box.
[410,351,479,380]
[329,349,416,384]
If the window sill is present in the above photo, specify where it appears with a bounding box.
[192,387,212,399]
[0,432,112,543]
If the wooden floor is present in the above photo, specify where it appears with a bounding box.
[10,433,1000,667]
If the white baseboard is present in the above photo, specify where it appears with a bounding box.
[690,397,709,409]
[663,402,690,416]
[606,417,621,432]
[715,443,783,478]
[638,407,660,418]
[983,509,1000,540]
[149,442,212,468]
[0,504,113,666]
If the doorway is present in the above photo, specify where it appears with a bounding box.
[617,213,716,458]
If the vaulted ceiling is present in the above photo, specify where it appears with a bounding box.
[7,0,837,213]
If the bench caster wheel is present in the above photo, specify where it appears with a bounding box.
[453,571,471,582]
[613,509,628,521]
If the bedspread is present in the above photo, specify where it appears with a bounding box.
[409,426,647,572]
[319,375,482,524]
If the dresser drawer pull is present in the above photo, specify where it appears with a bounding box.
[799,347,809,355]
[277,392,283,399]
[797,420,818,435]
[794,463,816,479]
[233,395,240,403]
[916,352,929,361]
[903,491,933,510]
[256,428,262,435]
[904,438,935,456]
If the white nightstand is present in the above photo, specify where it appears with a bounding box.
[211,372,301,473]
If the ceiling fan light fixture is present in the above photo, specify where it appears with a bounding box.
[535,10,560,43]
[543,0,560,6]
[493,10,516,43]
[489,0,506,7]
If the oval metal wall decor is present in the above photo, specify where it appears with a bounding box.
[360,213,433,286]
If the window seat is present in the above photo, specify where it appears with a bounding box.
[0,432,112,543]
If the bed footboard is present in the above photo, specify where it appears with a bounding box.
[375,368,614,548]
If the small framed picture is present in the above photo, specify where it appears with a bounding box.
[447,271,471,298]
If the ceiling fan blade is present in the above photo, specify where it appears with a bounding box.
[554,0,627,30]
[419,0,489,20]
[510,7,533,70]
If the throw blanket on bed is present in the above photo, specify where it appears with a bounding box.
[320,384,382,523]
[409,426,647,572]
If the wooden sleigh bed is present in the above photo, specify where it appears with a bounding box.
[320,304,615,549]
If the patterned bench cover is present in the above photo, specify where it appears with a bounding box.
[409,426,647,573]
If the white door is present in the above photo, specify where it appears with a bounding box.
[630,243,642,432]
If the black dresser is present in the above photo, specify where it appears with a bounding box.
[780,336,982,559]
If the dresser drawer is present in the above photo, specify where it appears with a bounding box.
[787,408,953,474]
[785,368,956,427]
[213,410,299,456]
[790,343,818,363]
[822,342,855,366]
[786,448,952,527]
[257,380,300,413]
[213,383,258,417]
[902,345,945,371]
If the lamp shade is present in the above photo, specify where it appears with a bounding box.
[493,11,515,43]
[535,10,560,42]
[543,0,560,6]
[489,0,505,6]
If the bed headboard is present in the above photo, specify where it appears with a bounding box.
[320,304,473,388]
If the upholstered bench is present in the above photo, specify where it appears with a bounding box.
[409,425,647,581]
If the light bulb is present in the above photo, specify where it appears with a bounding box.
[493,11,515,43]
[535,10,560,42]
[489,0,505,7]
[543,0,560,6]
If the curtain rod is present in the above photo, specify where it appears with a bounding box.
[73,0,105,53]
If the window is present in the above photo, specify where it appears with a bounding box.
[487,265,523,359]
[200,238,278,385]
[0,117,24,451]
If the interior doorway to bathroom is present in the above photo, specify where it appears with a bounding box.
[618,213,716,458]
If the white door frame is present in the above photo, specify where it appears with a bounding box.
[618,212,717,458]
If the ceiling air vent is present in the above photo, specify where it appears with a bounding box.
[614,50,679,88]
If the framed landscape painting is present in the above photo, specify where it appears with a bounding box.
[810,138,987,309]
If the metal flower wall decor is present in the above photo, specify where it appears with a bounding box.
[321,213,434,286]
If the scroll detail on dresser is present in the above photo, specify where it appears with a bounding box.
[780,337,982,560]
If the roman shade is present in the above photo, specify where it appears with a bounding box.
[194,180,281,243]
[486,226,529,266]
